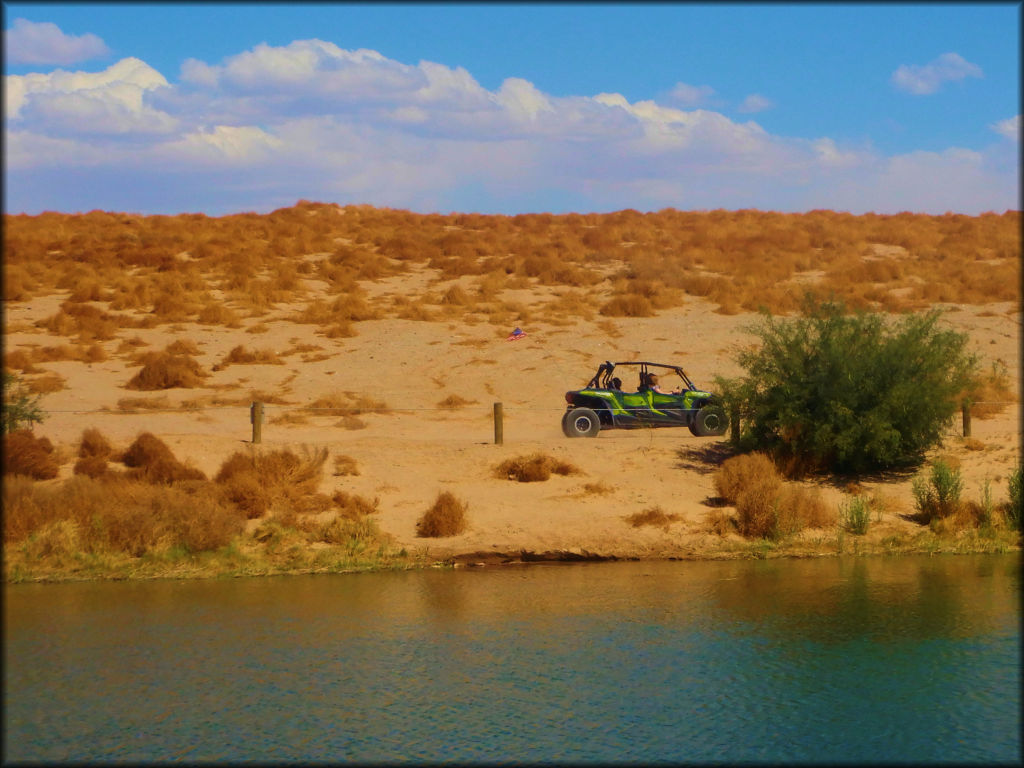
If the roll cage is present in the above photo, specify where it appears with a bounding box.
[586,361,698,393]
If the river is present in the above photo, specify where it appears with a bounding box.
[4,554,1020,764]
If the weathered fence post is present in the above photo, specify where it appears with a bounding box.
[961,400,971,438]
[251,401,264,444]
[730,405,740,444]
[493,402,503,445]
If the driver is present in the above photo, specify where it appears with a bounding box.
[648,374,680,395]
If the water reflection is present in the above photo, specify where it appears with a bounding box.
[708,555,1019,644]
[5,554,1020,764]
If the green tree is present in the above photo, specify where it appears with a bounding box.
[720,297,977,475]
[3,371,45,433]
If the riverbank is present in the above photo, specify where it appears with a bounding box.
[4,269,1020,584]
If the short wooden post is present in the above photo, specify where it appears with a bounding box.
[493,402,503,445]
[961,401,971,438]
[730,405,740,444]
[251,401,264,444]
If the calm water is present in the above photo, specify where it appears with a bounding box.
[4,555,1020,764]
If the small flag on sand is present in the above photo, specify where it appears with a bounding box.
[506,327,527,341]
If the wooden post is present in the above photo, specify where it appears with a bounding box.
[730,405,740,444]
[961,401,971,438]
[493,402,503,445]
[251,401,264,444]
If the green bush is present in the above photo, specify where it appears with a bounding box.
[912,459,963,522]
[840,495,871,535]
[720,297,977,474]
[3,372,45,433]
[1006,464,1022,531]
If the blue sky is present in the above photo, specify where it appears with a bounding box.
[4,2,1020,216]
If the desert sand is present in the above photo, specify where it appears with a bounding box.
[5,276,1020,564]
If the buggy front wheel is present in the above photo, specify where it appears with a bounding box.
[690,405,728,437]
[562,408,601,438]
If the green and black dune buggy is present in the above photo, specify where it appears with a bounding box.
[562,361,729,438]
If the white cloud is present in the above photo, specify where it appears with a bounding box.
[4,18,110,66]
[991,115,1021,142]
[181,39,425,102]
[891,52,983,95]
[737,94,774,113]
[495,77,555,120]
[4,41,1018,216]
[6,57,175,136]
[4,129,112,169]
[667,82,715,107]
[163,125,283,164]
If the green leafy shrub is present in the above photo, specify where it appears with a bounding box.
[1006,464,1022,531]
[911,459,963,522]
[2,372,44,433]
[721,297,977,475]
[840,495,871,535]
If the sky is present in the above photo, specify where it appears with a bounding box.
[3,2,1020,217]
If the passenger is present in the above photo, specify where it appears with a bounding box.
[609,377,623,390]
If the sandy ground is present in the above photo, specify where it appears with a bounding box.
[5,288,1021,562]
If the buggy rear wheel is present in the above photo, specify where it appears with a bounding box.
[562,408,601,438]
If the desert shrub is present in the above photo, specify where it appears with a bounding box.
[336,415,367,430]
[218,472,268,519]
[126,351,208,390]
[600,294,655,317]
[439,284,472,306]
[305,392,389,417]
[733,482,824,540]
[714,453,782,504]
[734,481,783,539]
[27,372,66,394]
[495,453,582,482]
[214,445,328,517]
[625,506,682,531]
[3,429,60,479]
[73,455,110,478]
[2,372,45,433]
[437,394,478,409]
[721,297,977,474]
[165,339,201,356]
[121,432,206,484]
[316,514,386,548]
[963,360,1016,419]
[416,491,468,537]
[116,395,171,411]
[213,345,283,369]
[333,455,360,476]
[840,495,871,535]
[777,484,834,530]
[122,432,176,468]
[911,459,963,522]
[3,474,244,554]
[332,490,380,520]
[706,508,734,536]
[5,349,40,373]
[197,302,242,326]
[79,427,115,459]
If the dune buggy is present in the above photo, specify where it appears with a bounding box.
[562,361,729,438]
